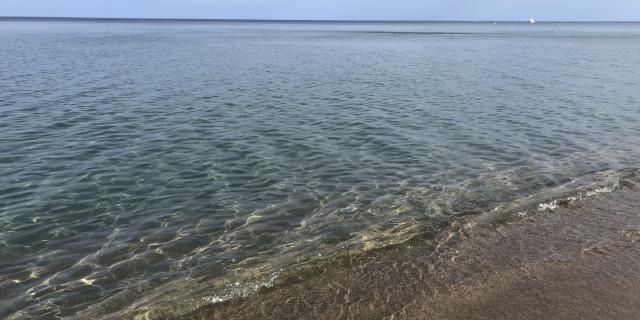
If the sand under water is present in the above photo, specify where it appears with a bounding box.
[145,172,640,320]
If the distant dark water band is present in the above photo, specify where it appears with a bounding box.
[2,17,639,23]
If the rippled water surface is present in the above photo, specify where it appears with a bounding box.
[1,19,639,319]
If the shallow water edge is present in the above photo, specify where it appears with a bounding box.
[129,168,640,320]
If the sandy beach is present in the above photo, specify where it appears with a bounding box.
[177,180,640,320]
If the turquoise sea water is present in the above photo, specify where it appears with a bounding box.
[1,19,639,318]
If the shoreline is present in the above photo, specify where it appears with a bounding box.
[153,175,640,320]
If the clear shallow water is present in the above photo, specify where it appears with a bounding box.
[1,19,639,319]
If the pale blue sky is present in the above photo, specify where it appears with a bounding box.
[1,0,639,21]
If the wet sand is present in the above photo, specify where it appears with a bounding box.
[158,183,640,320]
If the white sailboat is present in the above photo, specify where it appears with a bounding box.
[529,17,536,24]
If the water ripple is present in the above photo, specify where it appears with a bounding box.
[1,20,640,319]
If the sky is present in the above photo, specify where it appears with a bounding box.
[1,0,639,21]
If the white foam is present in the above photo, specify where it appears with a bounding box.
[201,271,282,305]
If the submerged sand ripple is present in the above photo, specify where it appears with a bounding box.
[177,183,640,320]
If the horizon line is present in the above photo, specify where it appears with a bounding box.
[1,16,639,23]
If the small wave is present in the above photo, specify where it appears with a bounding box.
[533,186,615,212]
[201,271,281,304]
[124,168,639,319]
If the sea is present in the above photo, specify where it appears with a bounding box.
[1,18,639,319]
